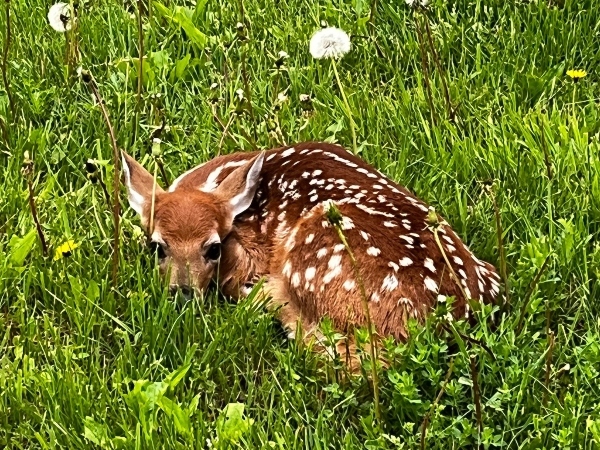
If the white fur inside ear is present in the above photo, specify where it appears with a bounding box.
[229,153,265,217]
[122,153,146,216]
[151,230,166,245]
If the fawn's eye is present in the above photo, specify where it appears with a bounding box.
[205,242,221,261]
[148,241,167,260]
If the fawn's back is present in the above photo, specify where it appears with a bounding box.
[123,142,500,341]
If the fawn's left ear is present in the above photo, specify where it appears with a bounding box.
[121,151,164,218]
[214,152,265,218]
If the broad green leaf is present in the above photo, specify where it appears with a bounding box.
[154,2,207,47]
[9,229,37,266]
[174,54,191,79]
[83,416,109,447]
[217,403,251,444]
[86,280,100,301]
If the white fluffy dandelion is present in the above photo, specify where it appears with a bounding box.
[307,26,357,154]
[405,0,430,8]
[48,2,73,32]
[309,27,351,60]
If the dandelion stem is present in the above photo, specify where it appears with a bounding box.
[2,0,15,122]
[539,114,553,181]
[331,59,358,154]
[136,0,144,105]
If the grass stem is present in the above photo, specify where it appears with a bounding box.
[421,357,455,450]
[327,205,381,425]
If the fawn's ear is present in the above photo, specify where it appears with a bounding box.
[214,152,265,217]
[121,151,164,218]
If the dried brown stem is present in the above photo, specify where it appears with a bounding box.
[542,330,554,407]
[414,14,437,126]
[420,357,455,450]
[516,252,552,335]
[369,0,378,31]
[23,167,48,256]
[156,159,170,187]
[85,75,121,289]
[240,48,257,142]
[441,323,495,362]
[422,12,454,121]
[488,187,509,313]
[218,113,236,154]
[97,177,111,206]
[470,354,483,444]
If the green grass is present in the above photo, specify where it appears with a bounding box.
[1,0,600,447]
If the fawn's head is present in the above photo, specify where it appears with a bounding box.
[121,151,264,296]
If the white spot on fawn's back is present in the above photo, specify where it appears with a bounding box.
[367,247,381,256]
[282,261,292,278]
[291,272,301,287]
[382,274,399,292]
[399,257,413,266]
[424,258,436,273]
[424,277,438,292]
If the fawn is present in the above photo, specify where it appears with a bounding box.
[122,142,500,359]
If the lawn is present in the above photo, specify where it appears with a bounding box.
[1,0,599,448]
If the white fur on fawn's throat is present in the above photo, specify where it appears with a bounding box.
[121,142,501,353]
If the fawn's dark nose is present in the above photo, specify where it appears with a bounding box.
[170,285,194,298]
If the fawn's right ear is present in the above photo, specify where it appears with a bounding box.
[121,151,164,219]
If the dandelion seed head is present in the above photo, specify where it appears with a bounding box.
[48,3,73,32]
[405,0,429,8]
[309,27,351,60]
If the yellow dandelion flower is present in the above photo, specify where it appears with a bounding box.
[54,240,79,261]
[566,69,587,81]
